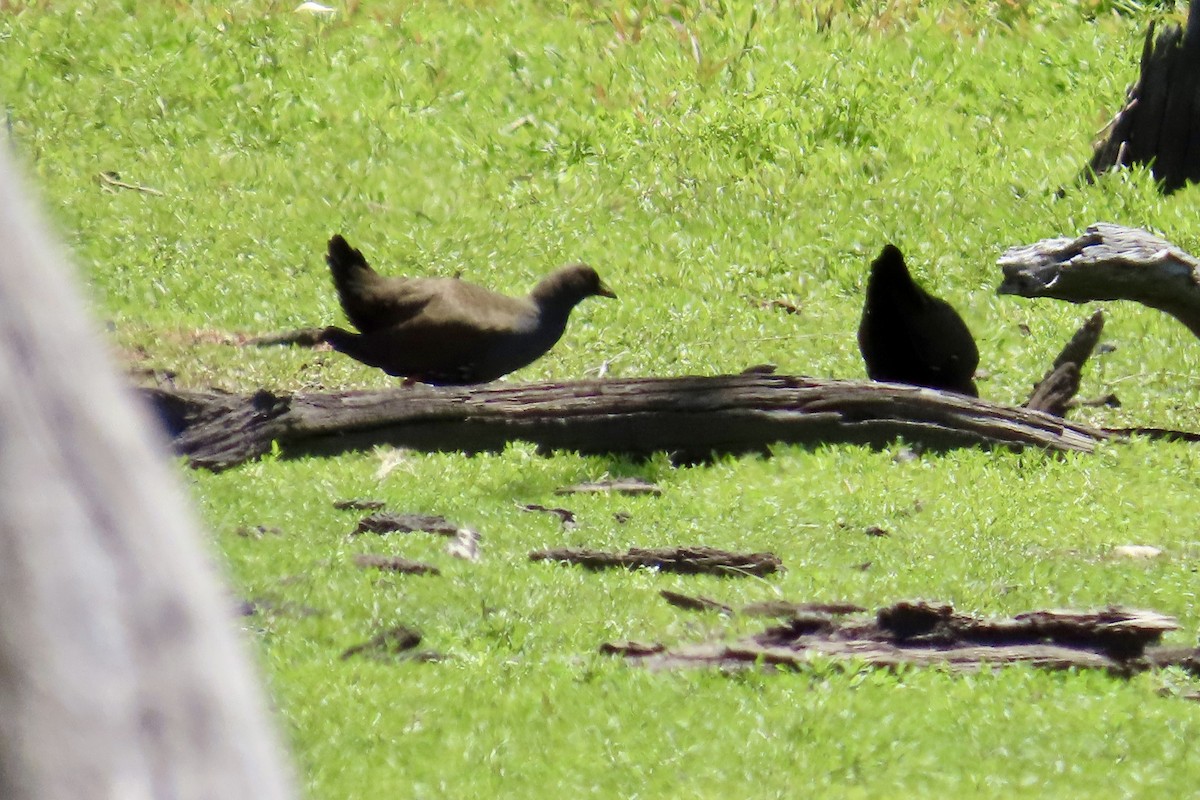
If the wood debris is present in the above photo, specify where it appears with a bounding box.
[530,545,782,577]
[606,600,1191,676]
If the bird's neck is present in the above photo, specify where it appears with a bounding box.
[532,280,586,319]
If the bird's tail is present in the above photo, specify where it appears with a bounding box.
[326,235,378,299]
[319,325,356,352]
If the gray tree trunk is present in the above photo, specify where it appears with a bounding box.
[0,150,294,798]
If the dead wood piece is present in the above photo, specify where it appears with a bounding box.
[519,503,578,528]
[1142,645,1200,674]
[740,363,778,375]
[741,600,867,618]
[871,602,1176,656]
[998,223,1200,341]
[607,600,1180,675]
[236,524,285,539]
[1070,393,1120,410]
[660,590,735,615]
[353,512,458,536]
[747,296,802,315]
[1103,426,1200,443]
[1025,364,1080,417]
[340,625,422,660]
[143,374,1111,472]
[352,554,440,575]
[97,169,164,196]
[529,546,782,577]
[875,600,955,639]
[1082,6,1200,194]
[333,498,386,511]
[718,641,1127,674]
[555,477,662,496]
[1051,310,1107,371]
[1005,608,1179,657]
[1024,311,1105,417]
[599,641,667,657]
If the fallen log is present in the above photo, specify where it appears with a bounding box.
[141,374,1109,471]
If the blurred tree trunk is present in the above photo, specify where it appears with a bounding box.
[0,150,294,798]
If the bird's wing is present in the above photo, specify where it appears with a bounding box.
[341,276,454,334]
[416,281,538,335]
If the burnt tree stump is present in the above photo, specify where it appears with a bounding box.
[1085,0,1200,193]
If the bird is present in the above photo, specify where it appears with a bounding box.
[857,244,979,397]
[320,235,615,385]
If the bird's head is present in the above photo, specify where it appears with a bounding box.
[870,244,911,281]
[534,263,617,309]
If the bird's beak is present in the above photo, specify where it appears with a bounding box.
[597,280,617,299]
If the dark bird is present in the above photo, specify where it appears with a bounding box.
[321,235,615,385]
[857,244,979,396]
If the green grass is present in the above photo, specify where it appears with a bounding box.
[6,1,1200,797]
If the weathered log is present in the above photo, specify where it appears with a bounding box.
[1048,309,1107,371]
[998,222,1200,340]
[608,600,1189,676]
[142,375,1110,472]
[1084,0,1200,193]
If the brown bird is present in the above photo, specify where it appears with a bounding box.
[321,235,615,385]
[857,244,979,397]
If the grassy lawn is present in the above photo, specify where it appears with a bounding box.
[6,1,1200,796]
